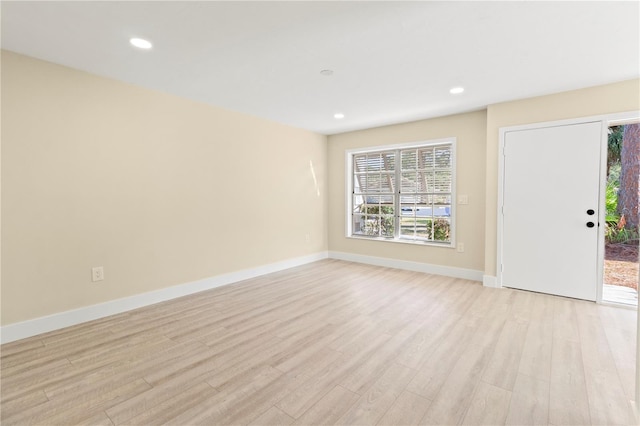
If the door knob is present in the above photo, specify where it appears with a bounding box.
[587,209,595,215]
[586,222,595,228]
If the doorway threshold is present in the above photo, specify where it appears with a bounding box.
[603,283,638,307]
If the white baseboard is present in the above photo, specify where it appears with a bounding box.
[1,251,329,344]
[328,251,483,282]
[483,275,499,288]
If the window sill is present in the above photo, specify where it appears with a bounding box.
[347,235,455,249]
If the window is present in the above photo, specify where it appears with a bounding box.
[347,139,455,246]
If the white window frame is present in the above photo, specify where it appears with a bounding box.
[345,138,456,247]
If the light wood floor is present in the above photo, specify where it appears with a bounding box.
[1,259,637,425]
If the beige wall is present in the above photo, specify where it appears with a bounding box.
[328,110,487,272]
[1,51,327,325]
[484,79,640,276]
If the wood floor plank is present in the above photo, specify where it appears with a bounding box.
[0,337,45,358]
[275,332,392,419]
[339,323,420,394]
[105,373,215,424]
[158,333,284,391]
[265,323,337,370]
[0,389,49,421]
[552,298,581,342]
[549,378,591,426]
[39,327,116,349]
[481,319,528,391]
[67,334,179,370]
[43,340,205,400]
[376,390,431,426]
[507,289,535,324]
[335,362,415,426]
[419,344,494,425]
[599,305,637,332]
[576,311,618,373]
[603,325,637,401]
[248,406,295,426]
[529,293,555,325]
[405,320,477,400]
[3,378,150,426]
[272,334,341,375]
[1,358,78,402]
[1,358,72,390]
[166,322,228,344]
[394,324,443,370]
[549,338,591,426]
[505,373,549,426]
[583,368,635,426]
[292,385,359,426]
[518,322,553,381]
[204,338,300,391]
[1,350,65,375]
[164,365,283,425]
[0,260,635,426]
[466,308,508,348]
[461,381,512,425]
[64,329,169,365]
[327,317,379,353]
[207,323,337,392]
[550,338,586,384]
[120,382,218,425]
[172,366,295,425]
[75,412,115,426]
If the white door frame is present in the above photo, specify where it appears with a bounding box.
[496,111,640,304]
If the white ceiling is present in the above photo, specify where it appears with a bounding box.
[2,1,639,135]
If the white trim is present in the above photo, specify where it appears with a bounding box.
[346,235,456,249]
[597,300,638,311]
[498,111,640,136]
[0,252,329,344]
[344,137,456,155]
[483,275,499,288]
[328,251,482,281]
[596,122,609,304]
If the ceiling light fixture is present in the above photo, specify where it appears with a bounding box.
[334,113,345,119]
[320,69,334,76]
[449,87,464,94]
[130,37,152,49]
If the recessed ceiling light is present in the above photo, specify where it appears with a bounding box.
[334,113,345,119]
[320,69,334,76]
[449,87,464,94]
[130,37,152,49]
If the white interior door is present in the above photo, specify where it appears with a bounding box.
[501,121,603,301]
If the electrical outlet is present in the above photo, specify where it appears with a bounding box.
[458,195,469,205]
[92,266,104,282]
[305,233,310,243]
[457,243,465,253]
